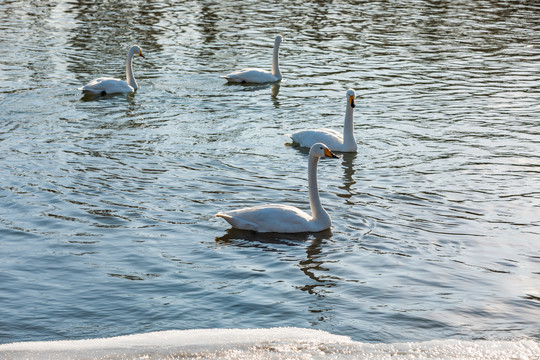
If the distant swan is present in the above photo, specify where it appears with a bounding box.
[216,143,338,233]
[291,89,357,152]
[79,45,145,95]
[221,35,283,84]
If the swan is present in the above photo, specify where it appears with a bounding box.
[216,143,338,233]
[291,89,357,152]
[221,35,283,83]
[79,45,145,95]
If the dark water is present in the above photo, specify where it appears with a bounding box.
[0,0,539,345]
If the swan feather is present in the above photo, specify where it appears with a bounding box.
[216,204,315,233]
[79,45,143,95]
[222,35,283,84]
[79,77,134,95]
[216,143,337,234]
[221,68,280,84]
[291,129,348,152]
[291,89,358,153]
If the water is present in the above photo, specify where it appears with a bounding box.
[1,0,539,354]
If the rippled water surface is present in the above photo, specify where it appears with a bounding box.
[1,0,539,345]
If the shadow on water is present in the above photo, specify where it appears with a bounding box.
[223,81,281,97]
[271,83,280,99]
[215,227,333,246]
[79,91,137,102]
[215,228,336,297]
[339,152,357,198]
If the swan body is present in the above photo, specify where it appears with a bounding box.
[222,35,283,84]
[80,45,144,95]
[291,89,357,152]
[216,143,338,233]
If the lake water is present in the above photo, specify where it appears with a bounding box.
[0,0,539,357]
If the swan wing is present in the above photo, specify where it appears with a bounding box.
[221,68,278,84]
[291,129,345,151]
[216,204,314,233]
[80,77,134,95]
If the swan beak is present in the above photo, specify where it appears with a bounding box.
[139,50,145,58]
[350,95,356,108]
[324,148,339,159]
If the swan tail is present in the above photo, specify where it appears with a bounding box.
[215,212,229,219]
[220,75,243,83]
[216,212,258,231]
[80,88,105,96]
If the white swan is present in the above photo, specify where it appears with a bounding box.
[221,35,283,83]
[79,45,144,95]
[216,143,338,233]
[291,89,357,152]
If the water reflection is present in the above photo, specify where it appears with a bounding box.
[215,227,332,245]
[298,236,336,296]
[65,0,164,80]
[223,81,281,98]
[80,91,137,102]
[271,83,281,99]
[338,152,357,203]
[216,228,335,299]
[197,2,220,46]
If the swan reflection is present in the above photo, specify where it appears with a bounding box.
[339,152,357,199]
[215,228,336,302]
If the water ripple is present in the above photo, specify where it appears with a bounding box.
[0,0,539,345]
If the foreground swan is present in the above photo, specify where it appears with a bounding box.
[79,45,144,95]
[216,143,338,233]
[291,89,357,152]
[221,35,283,83]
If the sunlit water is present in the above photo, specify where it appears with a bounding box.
[0,0,539,351]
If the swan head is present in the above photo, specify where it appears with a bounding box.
[346,89,356,108]
[275,35,284,45]
[310,143,339,159]
[129,45,145,58]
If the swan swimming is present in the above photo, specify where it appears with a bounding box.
[221,35,283,84]
[79,45,144,96]
[291,89,357,152]
[216,143,338,233]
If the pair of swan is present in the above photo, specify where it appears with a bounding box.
[80,35,283,95]
[218,89,358,234]
[80,38,358,234]
[216,143,338,233]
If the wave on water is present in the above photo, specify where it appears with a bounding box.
[1,327,539,360]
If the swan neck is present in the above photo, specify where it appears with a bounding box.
[308,155,328,223]
[126,49,138,89]
[343,103,355,147]
[271,41,282,79]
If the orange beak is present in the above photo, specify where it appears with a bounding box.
[324,148,339,159]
